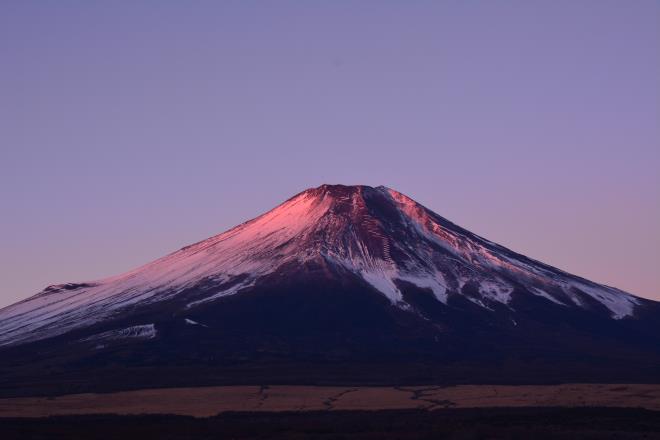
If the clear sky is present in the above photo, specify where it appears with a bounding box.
[1,1,658,308]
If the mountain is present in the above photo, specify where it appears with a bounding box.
[1,184,659,396]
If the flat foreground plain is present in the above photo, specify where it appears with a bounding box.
[1,384,659,417]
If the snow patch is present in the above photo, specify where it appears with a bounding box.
[360,269,404,304]
[398,273,449,304]
[186,280,255,309]
[478,279,513,304]
[80,324,156,343]
[529,287,566,305]
[567,282,638,319]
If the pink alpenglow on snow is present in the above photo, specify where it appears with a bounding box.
[0,185,645,348]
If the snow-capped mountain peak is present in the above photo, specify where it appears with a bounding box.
[0,184,644,347]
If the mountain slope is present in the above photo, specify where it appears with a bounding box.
[0,184,658,395]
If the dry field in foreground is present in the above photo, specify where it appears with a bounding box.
[0,384,659,418]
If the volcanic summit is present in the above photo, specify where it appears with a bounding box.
[1,184,658,395]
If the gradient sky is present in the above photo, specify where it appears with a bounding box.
[1,1,658,308]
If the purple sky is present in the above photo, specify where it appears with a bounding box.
[1,1,658,307]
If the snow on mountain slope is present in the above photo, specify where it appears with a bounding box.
[0,184,643,347]
[80,324,156,344]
